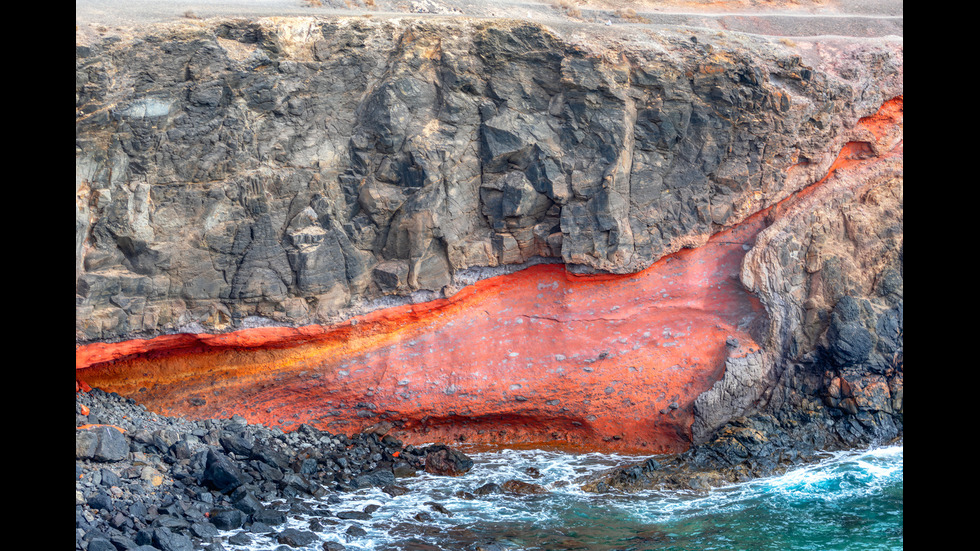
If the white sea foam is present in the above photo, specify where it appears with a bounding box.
[227,444,903,550]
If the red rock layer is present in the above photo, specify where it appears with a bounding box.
[76,98,902,454]
[76,228,764,454]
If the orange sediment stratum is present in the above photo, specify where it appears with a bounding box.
[75,97,903,454]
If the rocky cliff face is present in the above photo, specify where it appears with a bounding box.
[76,16,902,458]
[76,17,900,341]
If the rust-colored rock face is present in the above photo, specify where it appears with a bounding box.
[77,216,768,453]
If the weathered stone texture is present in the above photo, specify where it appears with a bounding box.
[76,17,902,344]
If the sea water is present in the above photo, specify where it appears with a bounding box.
[228,444,903,550]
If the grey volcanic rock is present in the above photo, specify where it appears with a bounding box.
[76,17,902,343]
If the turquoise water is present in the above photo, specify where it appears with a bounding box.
[230,444,903,550]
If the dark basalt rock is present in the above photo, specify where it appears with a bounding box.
[276,528,318,547]
[420,444,474,476]
[353,467,396,488]
[472,482,502,495]
[202,449,248,494]
[500,480,548,495]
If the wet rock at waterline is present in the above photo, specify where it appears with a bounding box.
[75,388,472,550]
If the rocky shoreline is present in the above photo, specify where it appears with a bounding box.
[76,388,481,551]
[77,361,902,550]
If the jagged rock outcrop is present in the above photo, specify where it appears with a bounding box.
[76,16,902,459]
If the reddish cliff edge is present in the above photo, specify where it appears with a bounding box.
[76,97,902,454]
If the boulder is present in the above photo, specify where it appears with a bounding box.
[420,445,474,476]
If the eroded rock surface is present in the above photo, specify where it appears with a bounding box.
[77,15,902,462]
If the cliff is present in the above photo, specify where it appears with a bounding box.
[76,7,902,458]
